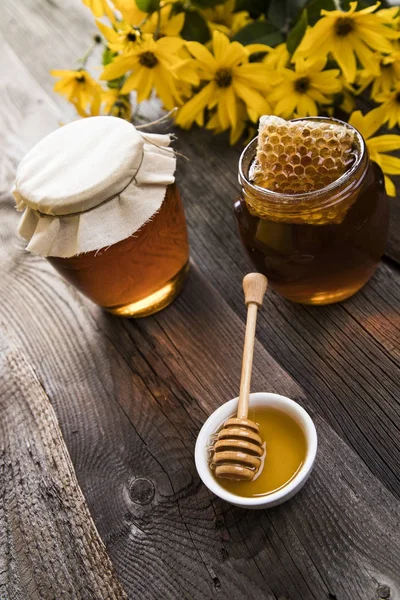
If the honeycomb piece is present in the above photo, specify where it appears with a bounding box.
[252,115,357,194]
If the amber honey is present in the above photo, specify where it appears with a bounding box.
[213,406,307,498]
[235,118,389,305]
[48,183,189,317]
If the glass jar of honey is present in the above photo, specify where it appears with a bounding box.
[234,117,389,305]
[13,116,189,317]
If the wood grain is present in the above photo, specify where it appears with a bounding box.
[0,330,128,600]
[2,3,400,599]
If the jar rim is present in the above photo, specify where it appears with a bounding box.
[238,116,366,203]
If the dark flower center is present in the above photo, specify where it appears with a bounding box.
[127,32,137,42]
[215,68,233,87]
[294,76,310,93]
[139,51,158,68]
[75,74,86,83]
[335,16,355,37]
[396,92,400,103]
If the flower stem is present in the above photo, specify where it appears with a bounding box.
[154,6,162,40]
[76,41,97,68]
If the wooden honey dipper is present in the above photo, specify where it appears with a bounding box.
[212,273,268,481]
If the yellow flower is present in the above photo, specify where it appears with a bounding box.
[374,82,400,129]
[96,20,148,54]
[100,35,194,109]
[269,57,342,119]
[201,0,252,37]
[296,2,400,83]
[176,31,278,135]
[101,89,132,119]
[142,5,185,37]
[82,0,114,18]
[358,51,400,98]
[349,107,400,196]
[51,69,102,117]
[263,43,290,70]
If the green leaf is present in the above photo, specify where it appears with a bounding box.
[305,0,335,25]
[135,0,160,13]
[286,9,308,54]
[232,21,284,46]
[235,0,270,19]
[286,0,308,12]
[181,10,210,43]
[169,1,185,16]
[107,76,125,90]
[267,0,287,28]
[102,46,116,66]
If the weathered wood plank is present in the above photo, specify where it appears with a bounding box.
[2,192,400,599]
[0,0,93,114]
[0,330,128,600]
[2,4,400,599]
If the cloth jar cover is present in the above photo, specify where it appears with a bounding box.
[13,116,176,257]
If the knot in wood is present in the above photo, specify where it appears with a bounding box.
[377,584,391,599]
[129,478,155,505]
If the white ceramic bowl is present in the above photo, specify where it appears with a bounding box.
[195,392,317,509]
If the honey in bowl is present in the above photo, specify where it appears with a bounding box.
[212,405,307,498]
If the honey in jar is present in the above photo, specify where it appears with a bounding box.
[213,405,307,498]
[13,116,189,317]
[234,116,389,305]
[48,183,189,317]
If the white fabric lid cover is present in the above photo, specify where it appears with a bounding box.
[13,116,176,257]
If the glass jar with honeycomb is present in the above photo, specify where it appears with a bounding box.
[234,116,389,305]
[13,116,189,317]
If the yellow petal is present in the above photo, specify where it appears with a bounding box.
[245,43,273,55]
[225,86,238,129]
[101,56,136,80]
[297,95,317,117]
[296,20,334,56]
[154,68,178,110]
[51,69,77,77]
[357,25,399,53]
[331,40,357,82]
[96,20,119,44]
[273,95,298,119]
[308,88,331,104]
[232,80,270,117]
[212,30,230,64]
[367,134,400,152]
[384,175,396,196]
[156,36,185,54]
[176,81,216,128]
[185,41,217,74]
[378,153,400,174]
[356,2,381,16]
[235,64,281,90]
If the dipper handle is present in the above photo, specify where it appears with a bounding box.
[237,273,268,420]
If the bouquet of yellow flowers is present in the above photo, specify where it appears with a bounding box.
[52,0,400,194]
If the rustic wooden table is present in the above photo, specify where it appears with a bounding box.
[2,2,400,599]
